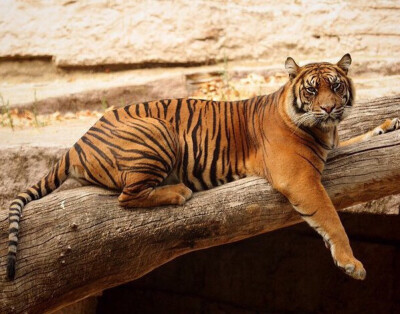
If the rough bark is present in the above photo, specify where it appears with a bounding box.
[1,97,400,313]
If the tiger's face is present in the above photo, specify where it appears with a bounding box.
[285,54,355,130]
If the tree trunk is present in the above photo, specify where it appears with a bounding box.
[0,96,399,313]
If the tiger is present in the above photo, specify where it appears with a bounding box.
[6,54,400,281]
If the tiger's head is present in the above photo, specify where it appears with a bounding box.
[284,54,355,130]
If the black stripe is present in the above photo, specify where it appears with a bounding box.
[53,161,61,187]
[145,120,176,160]
[221,147,226,174]
[292,85,305,114]
[111,147,171,172]
[211,101,217,139]
[142,102,150,116]
[210,124,222,187]
[74,143,104,186]
[81,136,114,167]
[25,189,35,200]
[226,166,234,183]
[107,128,160,154]
[131,162,168,173]
[291,131,326,161]
[9,240,18,247]
[186,99,194,130]
[347,82,354,107]
[295,153,322,176]
[181,137,189,187]
[36,183,43,198]
[9,227,19,234]
[125,178,160,189]
[203,130,209,173]
[229,103,239,175]
[10,200,22,207]
[160,99,170,118]
[236,100,248,164]
[86,131,139,152]
[100,116,115,127]
[303,143,325,163]
[175,99,182,131]
[64,151,70,175]
[90,126,109,137]
[156,120,176,155]
[16,195,27,204]
[298,210,318,217]
[126,169,166,180]
[224,103,231,174]
[124,105,134,118]
[44,174,51,194]
[122,121,175,166]
[300,127,332,150]
[113,109,120,121]
[191,109,208,190]
[92,154,118,187]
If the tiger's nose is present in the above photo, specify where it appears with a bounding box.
[321,105,335,114]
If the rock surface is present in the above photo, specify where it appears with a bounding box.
[1,0,400,67]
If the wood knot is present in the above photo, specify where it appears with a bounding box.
[70,223,78,231]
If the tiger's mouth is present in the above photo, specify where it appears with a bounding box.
[319,116,341,128]
[314,112,344,128]
[290,102,347,129]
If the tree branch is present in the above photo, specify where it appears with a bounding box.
[1,96,400,313]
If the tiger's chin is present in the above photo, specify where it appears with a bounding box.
[317,117,341,130]
[298,115,342,131]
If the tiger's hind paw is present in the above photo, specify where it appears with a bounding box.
[174,183,193,201]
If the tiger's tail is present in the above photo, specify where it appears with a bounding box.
[7,152,70,280]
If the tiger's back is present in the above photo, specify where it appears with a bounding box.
[77,97,264,193]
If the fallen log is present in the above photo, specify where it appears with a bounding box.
[0,96,400,313]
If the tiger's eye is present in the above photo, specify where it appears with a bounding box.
[306,87,317,94]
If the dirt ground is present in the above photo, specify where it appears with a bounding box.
[1,58,400,147]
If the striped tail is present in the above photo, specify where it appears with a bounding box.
[7,152,70,280]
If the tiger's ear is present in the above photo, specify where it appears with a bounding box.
[337,53,352,74]
[285,57,300,80]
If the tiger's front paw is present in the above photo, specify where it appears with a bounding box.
[343,262,366,280]
[334,256,366,280]
[373,118,400,136]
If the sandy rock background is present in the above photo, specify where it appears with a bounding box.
[1,0,400,67]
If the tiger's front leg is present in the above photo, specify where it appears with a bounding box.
[273,172,366,280]
[339,118,400,147]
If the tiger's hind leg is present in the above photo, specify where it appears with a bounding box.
[339,118,400,147]
[111,117,192,208]
[119,182,192,208]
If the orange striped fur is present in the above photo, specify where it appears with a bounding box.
[7,54,399,280]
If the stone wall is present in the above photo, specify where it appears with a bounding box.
[1,0,399,67]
